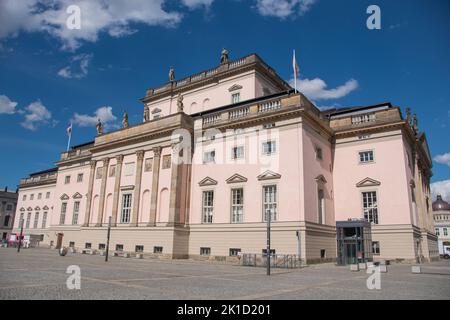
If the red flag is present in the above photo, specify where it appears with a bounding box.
[67,123,72,137]
[293,50,299,78]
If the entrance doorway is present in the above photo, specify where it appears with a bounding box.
[336,220,372,265]
[56,233,63,249]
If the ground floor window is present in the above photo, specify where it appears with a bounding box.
[372,241,380,255]
[262,249,276,256]
[116,244,124,251]
[229,248,241,256]
[200,247,211,256]
[98,243,106,250]
[153,246,163,254]
[85,243,91,249]
[135,245,144,253]
[69,242,75,248]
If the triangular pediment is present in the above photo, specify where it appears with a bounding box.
[27,207,33,211]
[152,108,162,114]
[60,193,69,200]
[226,174,248,184]
[42,205,49,210]
[315,174,327,184]
[198,177,218,186]
[72,192,83,199]
[356,177,381,187]
[20,207,25,211]
[34,206,40,211]
[257,170,281,181]
[228,84,243,92]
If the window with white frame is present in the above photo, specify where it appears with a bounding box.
[72,201,80,225]
[359,151,374,163]
[42,212,47,229]
[317,188,325,224]
[30,194,34,200]
[124,162,135,176]
[33,212,39,229]
[46,192,50,199]
[120,194,132,223]
[263,185,277,221]
[231,146,244,160]
[202,191,214,223]
[37,193,42,200]
[60,202,67,225]
[231,188,244,223]
[231,92,240,104]
[362,191,378,224]
[203,150,216,164]
[23,194,27,201]
[77,173,83,182]
[229,248,241,256]
[200,247,211,256]
[372,241,380,255]
[262,141,276,155]
[444,228,448,236]
[26,212,31,228]
[64,175,71,184]
[436,228,440,236]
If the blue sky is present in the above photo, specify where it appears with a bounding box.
[0,0,449,199]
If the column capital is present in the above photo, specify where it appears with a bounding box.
[136,150,145,161]
[90,160,97,169]
[102,157,110,166]
[152,146,162,157]
[116,154,124,164]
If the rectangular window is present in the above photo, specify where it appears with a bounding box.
[69,242,75,248]
[23,195,27,201]
[262,249,276,256]
[19,213,24,227]
[64,175,71,184]
[109,165,116,177]
[26,213,31,228]
[135,245,144,253]
[162,155,171,169]
[200,247,211,256]
[115,244,123,251]
[444,228,448,236]
[362,191,378,224]
[359,151,374,163]
[72,201,80,225]
[263,185,277,221]
[124,162,135,176]
[262,141,276,155]
[96,167,103,179]
[153,246,163,254]
[120,194,132,223]
[30,194,34,201]
[231,146,244,160]
[202,191,214,223]
[33,212,39,229]
[229,248,241,257]
[85,243,92,249]
[42,212,47,229]
[60,202,67,225]
[77,173,83,182]
[4,215,10,227]
[372,241,380,255]
[98,243,106,250]
[6,204,13,211]
[231,188,244,223]
[203,150,216,164]
[144,158,153,172]
[231,92,240,104]
[46,192,50,199]
[318,189,325,224]
[316,147,323,160]
[37,193,42,200]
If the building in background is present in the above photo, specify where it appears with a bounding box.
[0,187,18,241]
[12,52,438,263]
[433,195,450,257]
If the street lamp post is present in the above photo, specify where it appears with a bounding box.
[105,216,112,262]
[17,218,24,253]
[266,209,271,276]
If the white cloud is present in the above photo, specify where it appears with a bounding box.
[58,53,93,79]
[434,153,450,167]
[0,94,18,114]
[71,106,118,128]
[255,0,316,18]
[289,77,359,100]
[181,0,214,9]
[20,100,54,130]
[0,0,183,50]
[431,180,450,203]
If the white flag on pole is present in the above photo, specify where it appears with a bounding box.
[66,122,72,151]
[292,50,299,93]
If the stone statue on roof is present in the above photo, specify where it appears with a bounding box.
[143,105,150,122]
[220,48,229,64]
[122,111,128,128]
[169,66,175,82]
[96,118,103,135]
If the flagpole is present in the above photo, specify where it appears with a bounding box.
[293,49,297,94]
[66,123,72,152]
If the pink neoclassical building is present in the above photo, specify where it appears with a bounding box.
[12,52,438,264]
